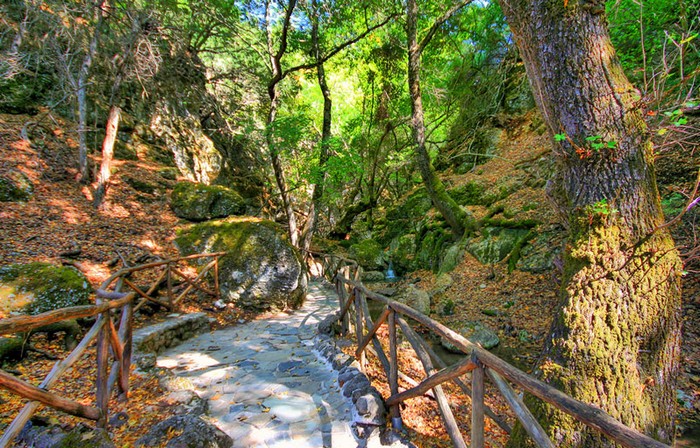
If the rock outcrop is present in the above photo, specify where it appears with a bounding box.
[175,218,307,312]
[0,262,91,315]
[170,181,246,221]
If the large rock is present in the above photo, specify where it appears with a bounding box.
[349,239,385,271]
[136,415,232,448]
[0,170,33,202]
[394,284,430,315]
[0,262,91,315]
[516,225,565,273]
[467,226,530,264]
[151,111,222,185]
[387,234,417,274]
[441,321,500,352]
[175,218,307,311]
[170,181,246,221]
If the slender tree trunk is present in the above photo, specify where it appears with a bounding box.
[406,0,474,237]
[93,105,120,208]
[265,0,299,246]
[497,1,682,446]
[77,9,102,184]
[301,0,332,253]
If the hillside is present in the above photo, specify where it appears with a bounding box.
[2,108,699,446]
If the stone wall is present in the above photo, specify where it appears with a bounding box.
[132,312,213,355]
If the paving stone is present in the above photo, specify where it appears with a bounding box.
[154,282,414,448]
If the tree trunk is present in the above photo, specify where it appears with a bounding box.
[406,0,475,238]
[265,0,299,246]
[497,1,682,446]
[301,0,332,253]
[93,105,120,208]
[76,8,102,184]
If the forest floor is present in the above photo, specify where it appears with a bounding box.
[1,110,699,447]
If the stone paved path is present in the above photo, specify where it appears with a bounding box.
[157,282,398,448]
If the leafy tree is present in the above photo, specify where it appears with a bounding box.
[498,0,683,445]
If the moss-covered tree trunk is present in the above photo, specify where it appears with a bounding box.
[406,0,475,238]
[497,1,683,446]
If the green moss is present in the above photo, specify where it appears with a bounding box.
[0,263,91,315]
[448,181,491,206]
[171,181,246,221]
[0,171,33,202]
[124,176,158,194]
[349,239,384,270]
[661,192,686,218]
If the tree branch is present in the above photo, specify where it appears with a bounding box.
[418,0,473,54]
[281,13,398,79]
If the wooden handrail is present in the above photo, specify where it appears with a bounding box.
[0,252,223,447]
[315,252,671,448]
[0,294,134,335]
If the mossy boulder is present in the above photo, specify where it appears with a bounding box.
[387,234,417,274]
[516,225,565,273]
[394,284,430,315]
[448,181,490,206]
[0,263,91,315]
[349,239,385,271]
[170,181,246,221]
[175,218,307,312]
[0,171,33,202]
[441,321,500,352]
[466,227,530,265]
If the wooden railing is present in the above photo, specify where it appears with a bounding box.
[0,253,223,447]
[307,251,670,448]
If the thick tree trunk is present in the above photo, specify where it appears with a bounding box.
[406,0,474,238]
[497,1,682,446]
[93,105,120,208]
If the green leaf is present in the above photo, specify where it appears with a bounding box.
[606,141,617,148]
[585,135,601,142]
[554,133,566,142]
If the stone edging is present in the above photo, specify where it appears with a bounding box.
[313,311,387,428]
[132,312,214,370]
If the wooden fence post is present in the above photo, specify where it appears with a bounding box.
[388,309,402,430]
[471,354,485,448]
[118,302,133,399]
[354,288,366,372]
[95,311,110,428]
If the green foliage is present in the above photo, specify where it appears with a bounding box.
[607,0,699,102]
[661,192,687,217]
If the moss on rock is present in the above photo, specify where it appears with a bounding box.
[170,181,246,221]
[349,239,385,271]
[0,171,33,202]
[175,218,307,312]
[0,262,91,315]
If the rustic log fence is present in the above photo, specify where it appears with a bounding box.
[0,253,223,448]
[305,250,670,448]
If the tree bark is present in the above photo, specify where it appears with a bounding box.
[406,0,475,237]
[301,0,332,253]
[265,0,299,246]
[77,1,105,184]
[497,1,683,446]
[93,105,120,208]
